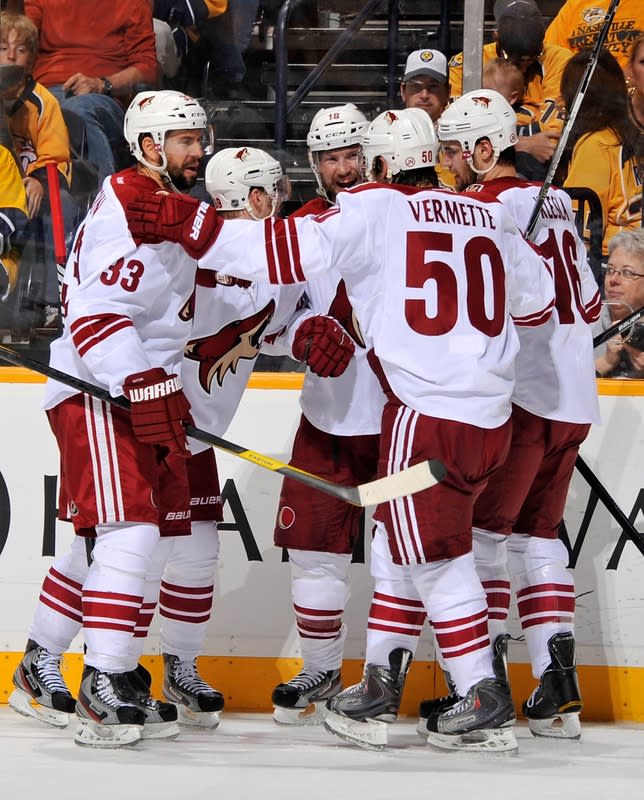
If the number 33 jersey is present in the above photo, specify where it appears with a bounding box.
[44,168,200,410]
[467,178,601,425]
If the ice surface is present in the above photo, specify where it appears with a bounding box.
[1,707,643,800]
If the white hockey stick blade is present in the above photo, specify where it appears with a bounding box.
[351,458,447,507]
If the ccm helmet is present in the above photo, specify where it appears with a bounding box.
[307,103,368,199]
[362,108,439,182]
[437,88,517,171]
[205,147,288,219]
[124,90,212,175]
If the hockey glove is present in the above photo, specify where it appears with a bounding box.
[123,367,193,457]
[292,315,355,378]
[126,193,222,259]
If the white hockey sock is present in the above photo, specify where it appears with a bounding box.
[365,580,425,666]
[289,549,351,672]
[409,552,494,697]
[508,533,575,678]
[83,523,160,673]
[472,528,511,644]
[366,521,425,665]
[160,521,219,661]
[28,536,89,654]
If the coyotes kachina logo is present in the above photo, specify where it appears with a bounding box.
[184,299,276,391]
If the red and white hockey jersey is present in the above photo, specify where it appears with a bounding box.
[44,169,200,411]
[181,266,303,450]
[198,184,555,429]
[467,177,601,424]
[275,197,385,437]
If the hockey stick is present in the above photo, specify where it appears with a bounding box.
[575,454,644,557]
[0,344,446,507]
[592,304,644,348]
[524,0,621,240]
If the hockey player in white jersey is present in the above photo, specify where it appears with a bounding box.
[268,103,384,725]
[124,117,556,753]
[9,90,222,748]
[417,88,601,740]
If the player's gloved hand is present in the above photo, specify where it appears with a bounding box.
[126,193,222,259]
[292,315,355,378]
[123,367,193,457]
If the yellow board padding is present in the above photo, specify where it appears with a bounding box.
[2,652,644,721]
[1,366,644,395]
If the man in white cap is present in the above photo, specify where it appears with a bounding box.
[400,49,454,189]
[399,48,451,124]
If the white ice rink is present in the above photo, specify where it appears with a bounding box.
[1,707,643,800]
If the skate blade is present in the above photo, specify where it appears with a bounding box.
[427,725,519,755]
[74,719,142,749]
[177,706,220,729]
[272,701,327,726]
[141,721,182,740]
[528,712,581,740]
[416,716,429,739]
[8,688,71,728]
[323,711,388,750]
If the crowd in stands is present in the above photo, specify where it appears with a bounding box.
[0,0,642,373]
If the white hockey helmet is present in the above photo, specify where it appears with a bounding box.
[124,90,213,174]
[205,147,289,218]
[437,88,517,169]
[362,108,439,182]
[307,103,368,199]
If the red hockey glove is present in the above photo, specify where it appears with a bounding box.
[123,367,193,457]
[126,193,222,259]
[292,315,355,378]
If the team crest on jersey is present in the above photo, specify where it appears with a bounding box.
[582,8,606,25]
[327,280,365,347]
[471,96,491,108]
[184,299,276,391]
[234,147,250,162]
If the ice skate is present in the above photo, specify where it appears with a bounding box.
[272,667,341,725]
[8,639,76,728]
[74,666,145,748]
[324,648,412,749]
[163,654,224,728]
[426,678,518,754]
[523,632,583,740]
[128,664,180,740]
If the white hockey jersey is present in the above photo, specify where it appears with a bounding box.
[44,169,200,411]
[182,267,303,451]
[198,183,555,429]
[467,177,601,424]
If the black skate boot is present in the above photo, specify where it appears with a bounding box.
[426,678,518,754]
[127,664,180,740]
[272,668,342,725]
[522,632,583,740]
[74,666,145,748]
[324,648,412,749]
[163,653,224,728]
[9,639,76,727]
[417,634,512,737]
[416,669,459,737]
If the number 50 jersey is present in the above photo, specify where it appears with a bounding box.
[199,183,556,430]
